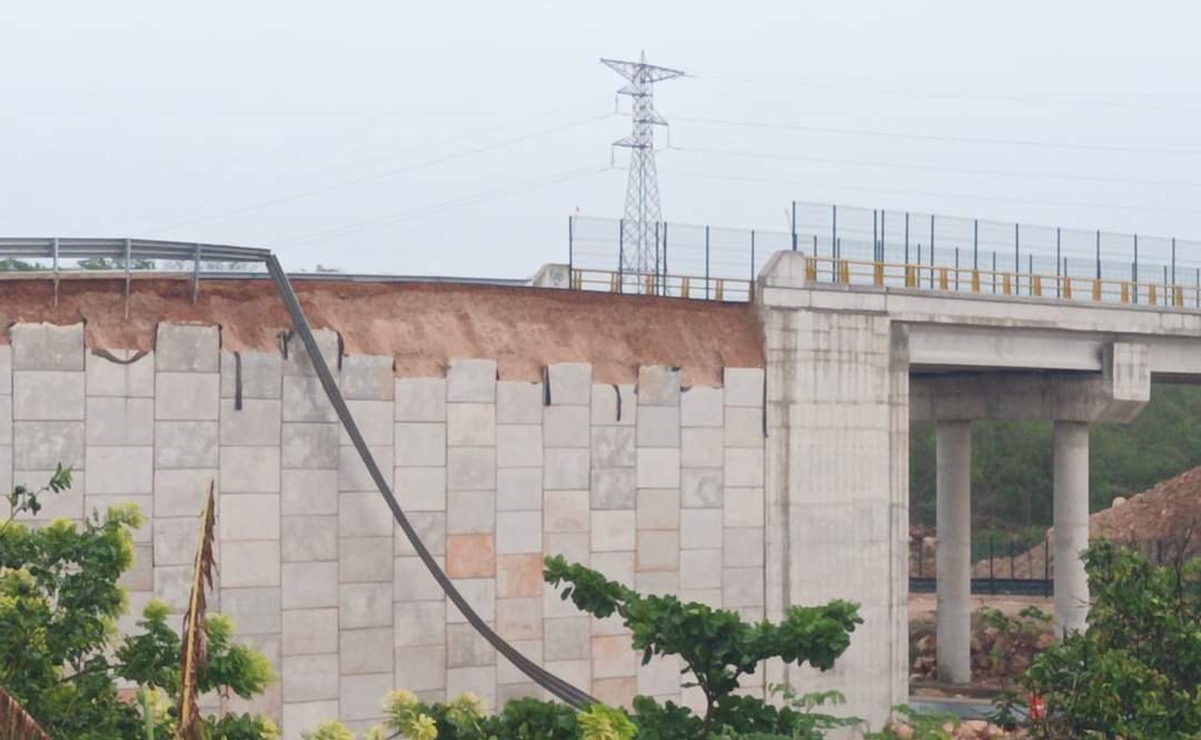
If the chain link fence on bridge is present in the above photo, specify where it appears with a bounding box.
[568,203,1201,308]
[568,215,790,302]
[793,202,1201,305]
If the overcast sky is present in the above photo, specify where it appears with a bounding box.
[2,1,1199,277]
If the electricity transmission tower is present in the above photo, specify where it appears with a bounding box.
[601,52,684,280]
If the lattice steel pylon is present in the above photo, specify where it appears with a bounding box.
[601,52,685,280]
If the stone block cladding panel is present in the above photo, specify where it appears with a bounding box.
[153,325,223,636]
[4,325,771,730]
[218,347,283,720]
[339,353,395,728]
[10,326,87,524]
[280,332,340,737]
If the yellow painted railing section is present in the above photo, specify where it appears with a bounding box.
[566,256,1194,309]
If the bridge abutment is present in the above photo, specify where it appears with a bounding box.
[759,249,1159,722]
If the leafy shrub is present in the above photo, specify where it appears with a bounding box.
[0,468,277,738]
[544,554,862,735]
[1015,540,1201,737]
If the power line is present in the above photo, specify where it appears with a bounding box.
[139,113,614,236]
[602,52,685,276]
[673,145,1201,190]
[128,98,613,227]
[676,116,1201,157]
[702,70,1201,114]
[275,163,612,249]
[657,167,1201,218]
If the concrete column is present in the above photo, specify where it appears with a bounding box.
[935,421,971,685]
[1053,421,1090,635]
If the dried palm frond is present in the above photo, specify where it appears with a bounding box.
[0,685,51,740]
[176,482,216,740]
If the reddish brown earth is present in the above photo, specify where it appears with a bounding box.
[0,276,764,385]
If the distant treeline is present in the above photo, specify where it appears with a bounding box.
[910,383,1201,531]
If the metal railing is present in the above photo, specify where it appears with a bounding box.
[0,237,272,306]
[568,204,1201,309]
[910,534,1185,596]
[801,254,1198,308]
[568,267,753,302]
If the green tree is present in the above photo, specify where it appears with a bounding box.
[1017,541,1201,737]
[77,257,156,270]
[0,469,277,738]
[544,555,863,737]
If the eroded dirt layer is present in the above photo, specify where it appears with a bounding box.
[0,276,764,384]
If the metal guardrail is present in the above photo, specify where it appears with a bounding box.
[568,267,753,302]
[0,237,272,306]
[800,254,1199,308]
[0,238,533,306]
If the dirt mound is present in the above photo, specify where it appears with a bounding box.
[0,276,764,385]
[970,466,1201,578]
[1090,466,1201,545]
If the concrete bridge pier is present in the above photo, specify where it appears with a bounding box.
[934,421,972,684]
[1053,421,1091,635]
[914,341,1151,677]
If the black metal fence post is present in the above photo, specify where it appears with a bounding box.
[905,212,911,265]
[1133,234,1139,304]
[568,216,574,285]
[881,209,886,263]
[831,204,837,258]
[1172,237,1177,285]
[750,229,756,286]
[617,218,624,294]
[661,222,668,296]
[973,218,979,270]
[1056,227,1062,297]
[791,201,798,251]
[1014,223,1021,295]
[989,534,996,595]
[929,215,936,289]
[1044,539,1051,598]
[705,225,711,300]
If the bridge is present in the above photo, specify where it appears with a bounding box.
[1,210,1199,732]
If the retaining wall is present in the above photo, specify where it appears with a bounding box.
[0,321,766,737]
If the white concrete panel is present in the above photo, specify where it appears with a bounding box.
[447,359,497,403]
[546,363,592,406]
[11,323,84,371]
[13,371,85,420]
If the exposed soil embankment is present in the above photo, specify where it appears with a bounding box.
[0,276,764,384]
[966,465,1201,579]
